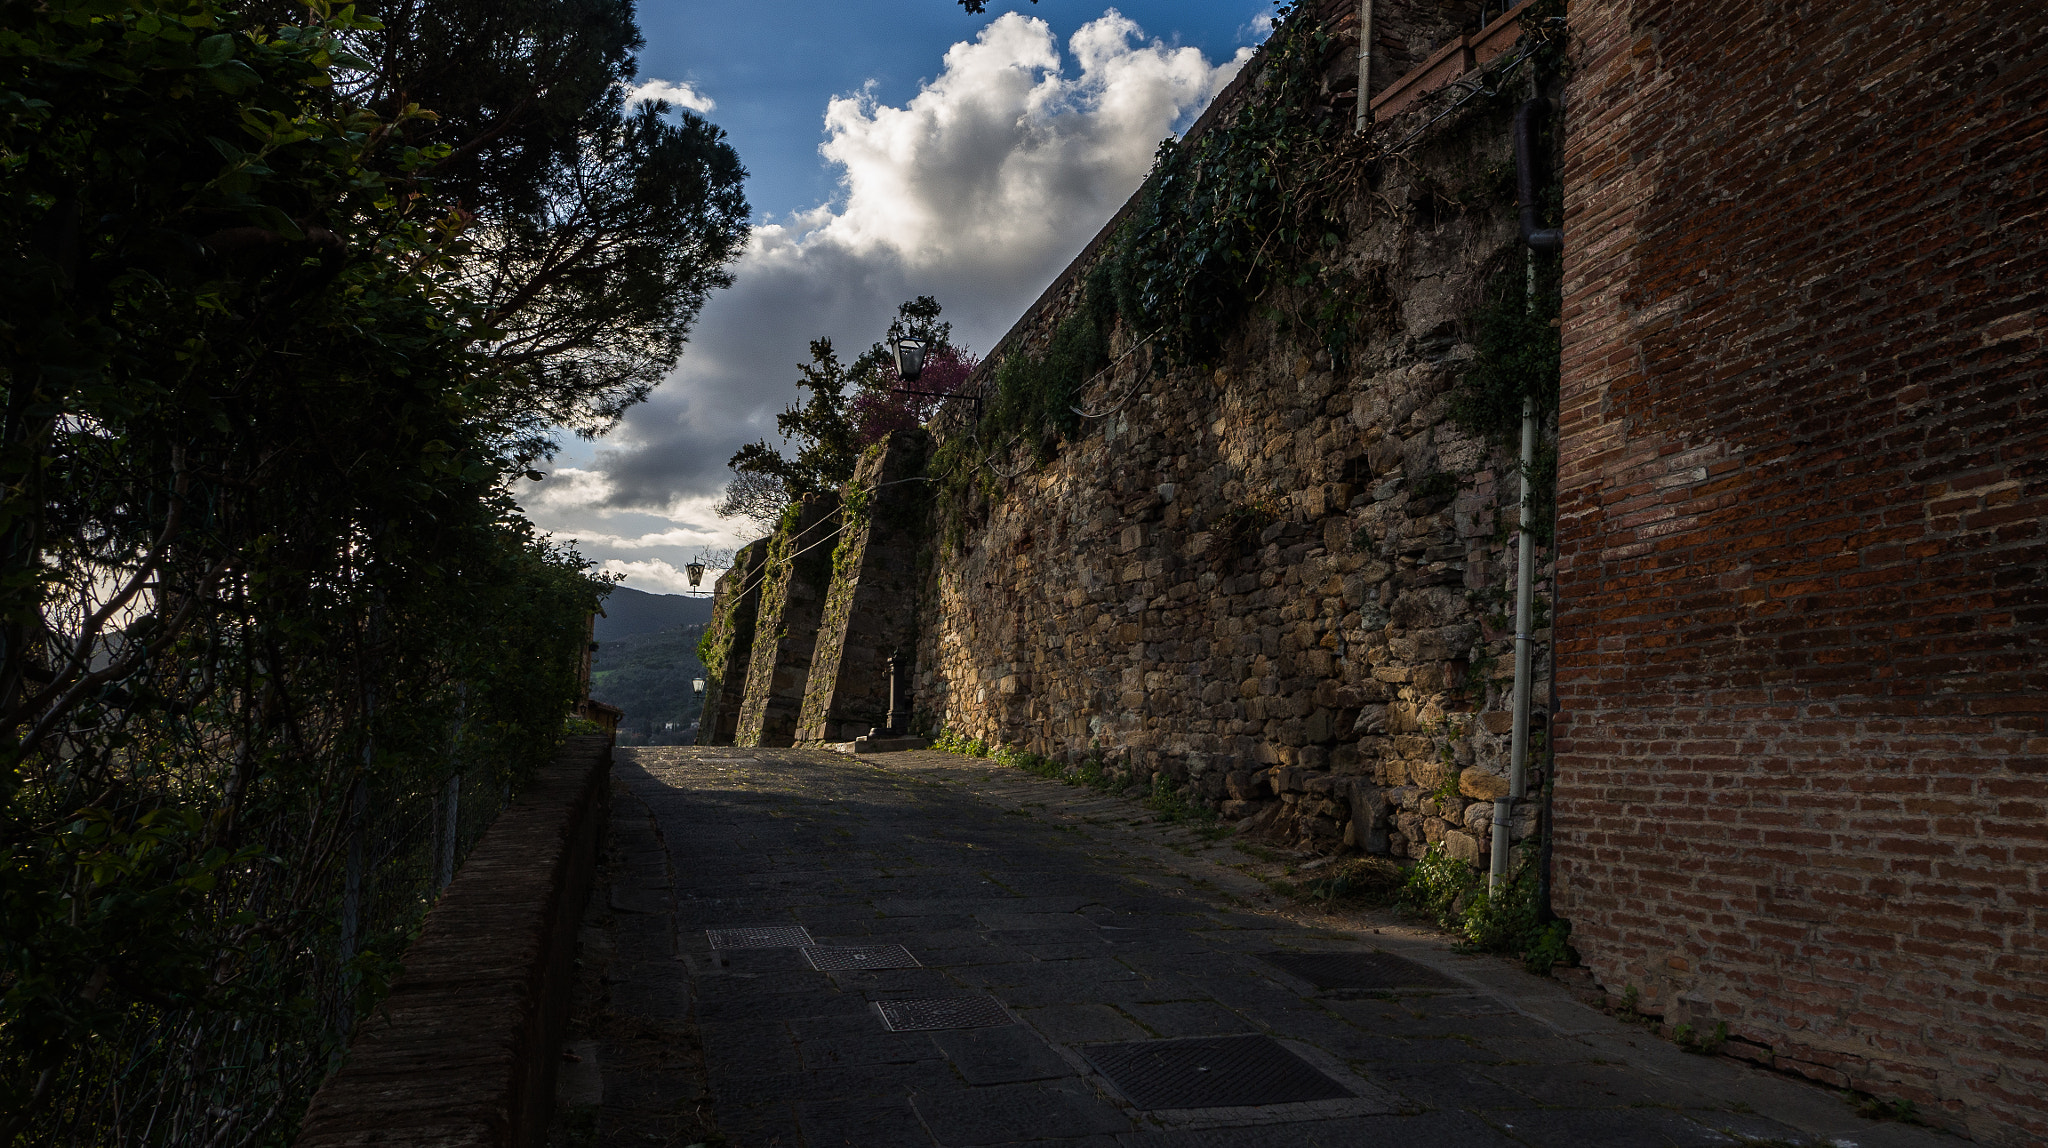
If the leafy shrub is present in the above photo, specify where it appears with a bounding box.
[1398,845,1575,974]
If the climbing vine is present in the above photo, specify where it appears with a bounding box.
[1112,3,1386,367]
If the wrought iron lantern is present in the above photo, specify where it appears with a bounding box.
[685,558,706,590]
[692,677,706,699]
[891,336,927,383]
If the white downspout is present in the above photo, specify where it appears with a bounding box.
[1493,72,1552,893]
[1354,0,1375,133]
[1492,392,1536,891]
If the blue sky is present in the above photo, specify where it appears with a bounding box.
[634,1,1277,216]
[521,2,1273,593]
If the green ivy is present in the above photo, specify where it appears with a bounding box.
[1111,3,1384,367]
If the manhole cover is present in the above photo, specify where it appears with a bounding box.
[804,944,921,972]
[1258,951,1461,991]
[706,926,815,950]
[874,995,1012,1032]
[1085,1035,1353,1110]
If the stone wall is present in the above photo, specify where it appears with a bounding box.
[796,430,933,743]
[909,6,1558,865]
[694,537,768,746]
[735,493,839,747]
[1554,1,2048,1139]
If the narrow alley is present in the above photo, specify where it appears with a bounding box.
[555,747,1952,1148]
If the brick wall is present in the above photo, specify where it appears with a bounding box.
[1553,1,2048,1140]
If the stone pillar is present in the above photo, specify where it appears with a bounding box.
[734,493,840,747]
[694,538,771,746]
[796,431,932,744]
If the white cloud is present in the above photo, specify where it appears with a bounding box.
[597,558,714,595]
[528,11,1248,594]
[1242,13,1276,42]
[623,78,717,114]
[783,11,1248,273]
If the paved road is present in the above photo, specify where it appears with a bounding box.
[560,747,1951,1148]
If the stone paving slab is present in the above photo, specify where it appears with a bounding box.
[557,747,1960,1148]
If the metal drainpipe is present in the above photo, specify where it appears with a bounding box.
[1493,95,1563,892]
[1354,0,1375,133]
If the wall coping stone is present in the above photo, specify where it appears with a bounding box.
[293,735,613,1148]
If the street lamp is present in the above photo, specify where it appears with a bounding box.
[685,558,706,592]
[692,678,705,699]
[891,336,927,383]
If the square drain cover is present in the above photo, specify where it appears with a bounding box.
[805,944,921,972]
[875,995,1012,1032]
[1258,951,1460,991]
[707,926,815,950]
[1085,1035,1352,1110]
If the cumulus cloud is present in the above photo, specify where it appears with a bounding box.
[623,78,717,114]
[524,11,1249,592]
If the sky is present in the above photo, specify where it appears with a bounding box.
[518,1,1276,594]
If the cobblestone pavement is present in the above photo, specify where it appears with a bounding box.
[561,747,1954,1148]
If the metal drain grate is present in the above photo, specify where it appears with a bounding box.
[1085,1035,1353,1110]
[1258,950,1461,991]
[874,995,1012,1032]
[804,944,921,972]
[706,926,815,950]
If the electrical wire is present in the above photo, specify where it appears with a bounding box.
[1071,331,1161,419]
[704,473,932,608]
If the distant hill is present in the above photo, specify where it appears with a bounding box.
[595,584,714,643]
[591,622,707,747]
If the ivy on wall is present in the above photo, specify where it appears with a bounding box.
[926,0,1570,548]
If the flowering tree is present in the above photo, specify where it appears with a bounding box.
[720,297,974,524]
[849,344,979,446]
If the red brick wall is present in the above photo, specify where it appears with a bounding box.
[1553,1,2047,1141]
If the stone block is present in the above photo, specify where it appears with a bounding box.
[1459,768,1511,801]
[1443,829,1481,865]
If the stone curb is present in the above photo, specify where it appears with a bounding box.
[294,735,613,1148]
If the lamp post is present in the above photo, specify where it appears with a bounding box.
[685,559,706,593]
[692,677,705,700]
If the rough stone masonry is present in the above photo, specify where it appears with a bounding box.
[694,0,2045,1139]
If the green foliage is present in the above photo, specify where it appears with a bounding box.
[985,265,1117,451]
[590,623,707,744]
[1848,1092,1924,1124]
[729,337,863,499]
[0,0,743,1140]
[1145,775,1220,827]
[1674,1020,1730,1056]
[1400,843,1480,930]
[1449,258,1562,446]
[932,728,990,758]
[1109,4,1386,366]
[1396,845,1573,975]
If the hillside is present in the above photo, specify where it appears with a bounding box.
[591,586,714,744]
[595,584,715,643]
